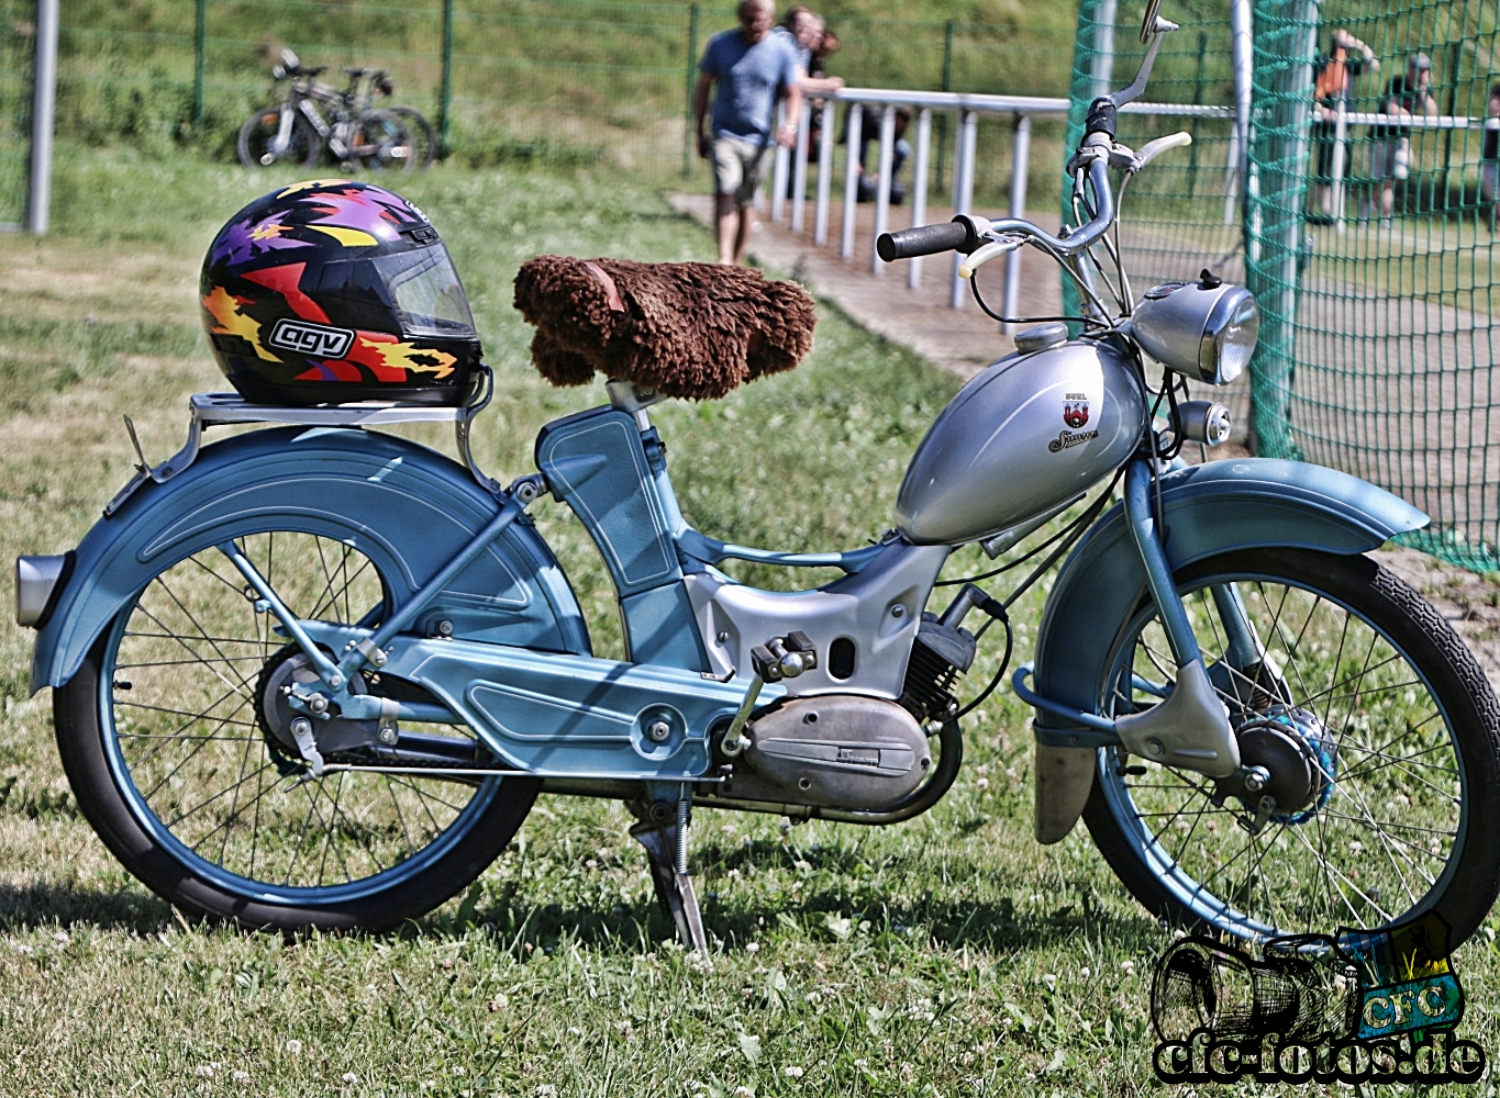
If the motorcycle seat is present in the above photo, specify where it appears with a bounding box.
[512,255,816,401]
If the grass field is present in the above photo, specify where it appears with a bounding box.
[3,146,1500,1097]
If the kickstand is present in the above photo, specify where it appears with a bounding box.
[629,794,709,954]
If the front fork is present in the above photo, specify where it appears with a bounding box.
[1017,456,1262,780]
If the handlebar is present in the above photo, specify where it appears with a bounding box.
[878,158,1116,267]
[876,219,978,262]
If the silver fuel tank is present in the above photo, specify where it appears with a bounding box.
[895,335,1146,545]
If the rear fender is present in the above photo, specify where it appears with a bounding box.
[31,426,589,693]
[1030,458,1428,843]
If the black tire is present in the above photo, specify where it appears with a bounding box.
[238,106,322,170]
[53,531,539,932]
[388,106,437,169]
[351,108,414,173]
[1083,547,1500,948]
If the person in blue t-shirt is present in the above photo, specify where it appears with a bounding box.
[693,0,803,264]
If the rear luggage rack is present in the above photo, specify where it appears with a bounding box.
[104,367,500,517]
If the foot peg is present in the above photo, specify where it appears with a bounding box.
[630,795,708,954]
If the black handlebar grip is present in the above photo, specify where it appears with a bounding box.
[1084,96,1117,140]
[876,220,974,262]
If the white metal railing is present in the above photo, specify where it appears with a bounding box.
[1323,101,1495,233]
[767,88,1236,315]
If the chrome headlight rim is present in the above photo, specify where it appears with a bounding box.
[1198,287,1259,386]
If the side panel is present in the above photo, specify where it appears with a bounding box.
[32,427,590,692]
[536,407,708,671]
[389,635,783,778]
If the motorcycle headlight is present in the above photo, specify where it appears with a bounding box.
[1131,278,1259,386]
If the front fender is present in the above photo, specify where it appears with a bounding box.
[31,426,589,694]
[1029,458,1427,843]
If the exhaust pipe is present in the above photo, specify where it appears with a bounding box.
[16,552,73,629]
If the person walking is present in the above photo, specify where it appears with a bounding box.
[1366,52,1438,229]
[693,0,803,266]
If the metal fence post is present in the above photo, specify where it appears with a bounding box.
[870,104,896,274]
[907,107,931,289]
[1330,96,1347,232]
[684,4,700,179]
[193,0,207,124]
[791,99,809,232]
[771,101,788,223]
[439,0,455,158]
[1003,113,1031,329]
[841,104,862,259]
[814,99,833,245]
[27,0,58,234]
[950,109,976,308]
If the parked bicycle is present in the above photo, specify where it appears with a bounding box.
[237,50,416,173]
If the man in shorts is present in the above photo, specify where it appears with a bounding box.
[1367,53,1437,228]
[694,0,802,265]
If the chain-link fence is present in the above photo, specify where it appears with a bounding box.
[0,0,35,227]
[1072,0,1500,571]
[46,0,1078,184]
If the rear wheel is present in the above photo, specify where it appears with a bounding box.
[388,106,437,168]
[53,530,537,932]
[1083,547,1500,947]
[351,109,415,172]
[237,106,322,170]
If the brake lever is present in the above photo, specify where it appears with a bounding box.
[957,236,1024,279]
[1129,132,1192,173]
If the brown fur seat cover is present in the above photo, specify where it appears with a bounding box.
[512,255,816,400]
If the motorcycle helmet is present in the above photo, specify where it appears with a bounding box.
[200,179,482,406]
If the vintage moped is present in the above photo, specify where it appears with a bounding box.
[18,2,1500,950]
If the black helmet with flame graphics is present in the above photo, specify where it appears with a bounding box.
[200,179,482,406]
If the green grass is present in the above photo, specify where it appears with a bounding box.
[3,147,1500,1097]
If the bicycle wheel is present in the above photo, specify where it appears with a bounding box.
[237,106,322,170]
[1083,546,1500,947]
[53,530,538,932]
[388,106,437,169]
[351,109,415,173]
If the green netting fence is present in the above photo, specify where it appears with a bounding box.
[0,0,35,228]
[1071,0,1500,571]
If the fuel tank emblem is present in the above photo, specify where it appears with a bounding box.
[1063,393,1090,429]
[1049,427,1099,453]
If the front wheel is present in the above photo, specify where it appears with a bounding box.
[1083,547,1500,947]
[53,530,538,932]
[237,106,322,170]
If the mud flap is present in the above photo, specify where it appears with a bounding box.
[1034,741,1096,844]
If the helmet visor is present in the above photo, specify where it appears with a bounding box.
[373,248,477,338]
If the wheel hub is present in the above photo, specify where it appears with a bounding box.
[256,645,377,761]
[1218,706,1337,826]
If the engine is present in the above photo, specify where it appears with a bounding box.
[721,695,932,810]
